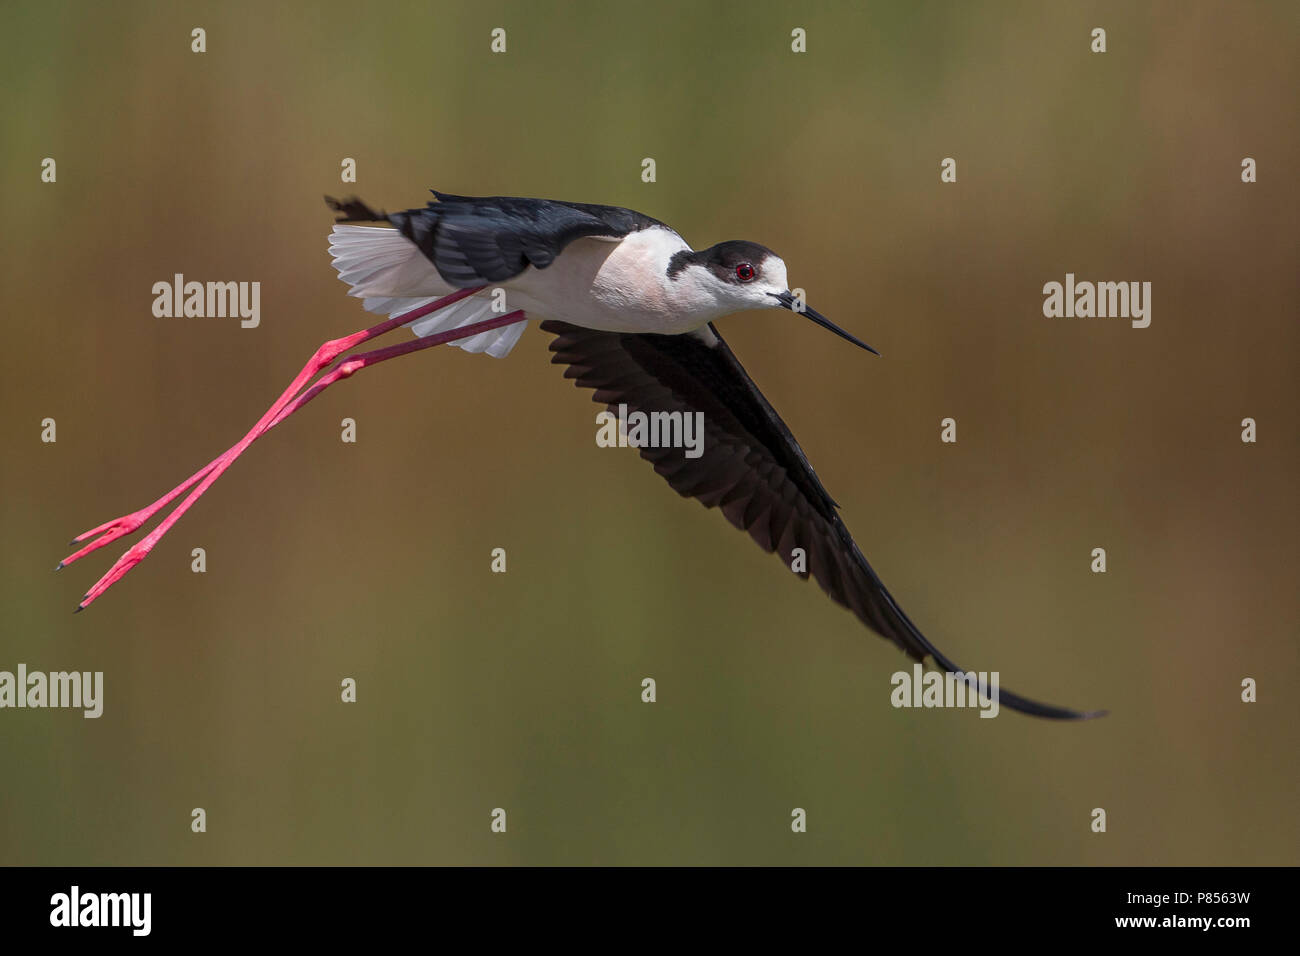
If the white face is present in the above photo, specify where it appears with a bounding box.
[671,242,792,318]
[672,239,877,352]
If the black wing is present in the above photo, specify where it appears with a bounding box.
[327,191,666,287]
[542,320,1102,720]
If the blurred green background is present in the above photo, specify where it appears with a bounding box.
[2,0,1296,865]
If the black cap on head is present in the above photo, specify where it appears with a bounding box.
[667,240,776,282]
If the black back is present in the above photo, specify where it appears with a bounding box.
[328,191,668,287]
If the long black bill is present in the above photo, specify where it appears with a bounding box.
[771,291,878,355]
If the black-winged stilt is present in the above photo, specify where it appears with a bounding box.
[61,189,1101,720]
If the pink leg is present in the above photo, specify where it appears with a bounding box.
[61,368,337,570]
[76,307,528,609]
[257,310,528,425]
[61,286,487,569]
[68,296,530,609]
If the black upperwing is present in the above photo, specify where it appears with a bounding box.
[542,319,1104,720]
[327,190,667,287]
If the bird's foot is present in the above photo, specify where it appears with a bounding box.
[61,510,151,568]
[77,535,159,611]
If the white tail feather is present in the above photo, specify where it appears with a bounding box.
[328,225,527,358]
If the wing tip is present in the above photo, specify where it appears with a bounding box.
[911,652,1105,720]
[430,188,471,204]
[872,578,1104,721]
[922,653,1107,721]
[996,690,1109,721]
[325,194,387,223]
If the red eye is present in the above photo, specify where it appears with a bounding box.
[736,262,755,282]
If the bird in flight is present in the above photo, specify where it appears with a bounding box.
[61,189,1101,719]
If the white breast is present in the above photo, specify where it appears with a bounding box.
[509,227,711,334]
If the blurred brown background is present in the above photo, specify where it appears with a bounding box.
[1,0,1296,865]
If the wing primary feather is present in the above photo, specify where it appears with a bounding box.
[541,319,1104,720]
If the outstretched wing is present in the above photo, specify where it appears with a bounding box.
[329,191,667,287]
[542,319,1101,720]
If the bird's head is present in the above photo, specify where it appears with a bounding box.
[667,240,877,354]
